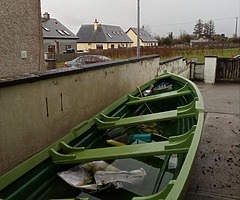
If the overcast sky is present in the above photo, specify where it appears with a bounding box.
[41,0,240,38]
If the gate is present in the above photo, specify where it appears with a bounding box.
[216,58,240,82]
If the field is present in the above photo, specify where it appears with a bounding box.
[170,48,240,62]
[92,47,240,62]
[56,47,240,67]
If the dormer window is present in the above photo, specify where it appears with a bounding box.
[42,27,50,32]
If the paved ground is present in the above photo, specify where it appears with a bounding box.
[186,82,240,200]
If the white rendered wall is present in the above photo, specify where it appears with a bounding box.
[204,56,217,84]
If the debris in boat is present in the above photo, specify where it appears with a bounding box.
[58,164,92,188]
[137,123,163,135]
[106,139,126,146]
[58,161,146,191]
[168,154,178,169]
[129,134,152,143]
[58,161,119,189]
[142,89,151,96]
[94,168,146,187]
[106,127,125,139]
[153,82,173,93]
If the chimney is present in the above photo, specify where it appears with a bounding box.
[94,19,99,31]
[43,12,50,20]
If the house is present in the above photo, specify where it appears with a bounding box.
[190,38,208,47]
[42,12,78,54]
[76,19,133,50]
[126,27,158,47]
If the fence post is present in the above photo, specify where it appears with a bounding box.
[204,56,217,84]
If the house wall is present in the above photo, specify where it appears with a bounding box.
[126,29,157,47]
[43,39,77,54]
[0,55,189,175]
[0,0,45,78]
[77,43,89,51]
[127,29,138,47]
[77,42,132,51]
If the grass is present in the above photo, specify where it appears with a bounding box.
[175,48,240,62]
[56,47,240,66]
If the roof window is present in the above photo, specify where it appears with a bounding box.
[107,33,112,38]
[42,27,50,32]
[62,30,70,36]
[56,29,65,35]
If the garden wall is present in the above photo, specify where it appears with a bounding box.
[0,55,189,175]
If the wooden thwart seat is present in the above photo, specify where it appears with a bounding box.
[127,83,192,105]
[95,98,197,130]
[50,126,195,165]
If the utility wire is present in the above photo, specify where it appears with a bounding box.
[150,17,237,27]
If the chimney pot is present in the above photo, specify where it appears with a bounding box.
[43,12,50,20]
[94,19,99,31]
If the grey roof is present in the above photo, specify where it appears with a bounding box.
[127,27,158,42]
[42,18,78,39]
[77,24,133,43]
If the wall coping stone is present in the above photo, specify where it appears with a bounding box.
[0,55,159,88]
[159,56,184,65]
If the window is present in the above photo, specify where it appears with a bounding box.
[96,44,103,49]
[107,33,112,38]
[48,45,55,53]
[65,45,71,49]
[56,29,65,35]
[42,27,50,32]
[62,30,70,36]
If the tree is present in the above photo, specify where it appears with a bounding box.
[199,20,215,39]
[203,22,210,38]
[179,30,192,44]
[193,19,204,38]
[208,20,215,39]
[142,24,152,34]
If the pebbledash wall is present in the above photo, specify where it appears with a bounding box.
[0,0,45,78]
[0,55,189,175]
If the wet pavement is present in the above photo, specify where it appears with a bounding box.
[186,82,240,200]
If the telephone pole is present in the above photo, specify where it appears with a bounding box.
[137,0,140,57]
[235,17,238,37]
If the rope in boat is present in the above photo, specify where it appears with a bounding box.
[137,86,153,114]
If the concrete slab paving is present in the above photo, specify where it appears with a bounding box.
[186,82,240,200]
[194,82,240,114]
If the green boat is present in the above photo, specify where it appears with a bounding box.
[0,72,204,200]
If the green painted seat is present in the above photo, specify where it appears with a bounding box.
[126,83,192,105]
[50,126,195,164]
[95,98,197,130]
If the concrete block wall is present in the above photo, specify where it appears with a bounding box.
[0,55,189,175]
[0,0,45,79]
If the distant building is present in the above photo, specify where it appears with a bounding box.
[126,27,158,47]
[42,12,78,54]
[190,38,209,47]
[76,19,133,50]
